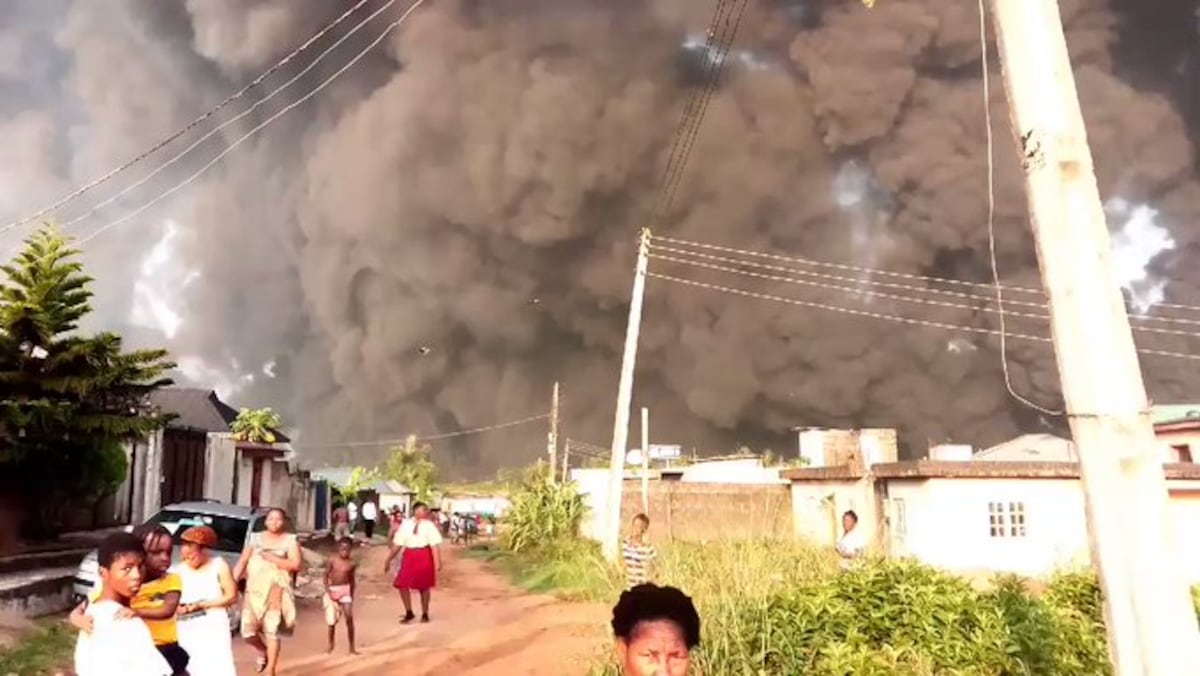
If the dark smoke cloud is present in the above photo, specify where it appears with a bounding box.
[0,0,1198,476]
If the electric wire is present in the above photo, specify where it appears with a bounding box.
[0,0,375,235]
[646,270,1200,363]
[300,412,550,450]
[55,0,404,238]
[71,0,427,248]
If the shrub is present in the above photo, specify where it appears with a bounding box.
[500,462,586,553]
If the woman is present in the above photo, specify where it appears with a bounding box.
[383,501,442,623]
[611,583,700,676]
[173,525,237,676]
[386,506,404,541]
[234,508,301,675]
[836,509,866,570]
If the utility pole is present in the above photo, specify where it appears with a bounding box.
[641,407,650,514]
[989,1,1200,671]
[604,228,651,561]
[561,438,571,483]
[547,381,560,483]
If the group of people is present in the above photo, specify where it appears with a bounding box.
[70,507,301,676]
[331,499,385,540]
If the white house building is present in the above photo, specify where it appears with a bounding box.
[786,434,1200,583]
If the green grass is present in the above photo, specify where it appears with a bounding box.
[468,540,621,602]
[0,620,75,676]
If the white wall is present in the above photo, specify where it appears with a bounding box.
[680,458,785,484]
[885,477,1200,583]
[235,452,253,506]
[571,468,610,542]
[204,434,237,503]
[791,478,876,547]
[444,496,511,515]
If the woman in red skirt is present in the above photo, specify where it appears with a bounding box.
[383,501,443,623]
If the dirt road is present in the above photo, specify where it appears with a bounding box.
[235,544,610,675]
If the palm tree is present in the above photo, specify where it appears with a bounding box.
[232,407,283,444]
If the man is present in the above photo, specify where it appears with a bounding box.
[361,499,378,539]
[347,500,359,535]
[331,502,350,540]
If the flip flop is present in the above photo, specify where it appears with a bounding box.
[255,656,268,673]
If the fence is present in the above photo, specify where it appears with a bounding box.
[618,480,792,541]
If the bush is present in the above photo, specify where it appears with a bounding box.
[470,539,621,602]
[500,462,586,553]
[590,543,1137,676]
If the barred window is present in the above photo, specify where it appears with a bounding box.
[988,501,1027,538]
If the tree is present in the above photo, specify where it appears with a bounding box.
[232,407,283,444]
[0,227,175,536]
[378,435,438,502]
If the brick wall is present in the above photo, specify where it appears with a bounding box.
[619,480,792,541]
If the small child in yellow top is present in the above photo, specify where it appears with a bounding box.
[71,524,190,675]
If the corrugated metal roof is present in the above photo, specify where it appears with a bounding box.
[310,467,413,495]
[1152,404,1200,426]
[150,388,238,433]
[974,433,1076,462]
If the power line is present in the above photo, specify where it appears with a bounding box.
[54,0,405,238]
[72,0,427,248]
[0,0,375,234]
[652,235,1200,325]
[651,241,1200,339]
[300,412,550,450]
[647,269,1200,363]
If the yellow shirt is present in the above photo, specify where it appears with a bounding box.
[89,573,182,646]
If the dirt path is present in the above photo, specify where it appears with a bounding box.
[235,544,609,675]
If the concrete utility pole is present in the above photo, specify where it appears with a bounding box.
[561,439,571,483]
[547,381,560,483]
[641,407,650,514]
[604,228,651,561]
[988,0,1200,670]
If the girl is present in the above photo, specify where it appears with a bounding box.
[173,525,237,676]
[383,501,442,623]
[234,508,301,675]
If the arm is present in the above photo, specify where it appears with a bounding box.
[349,563,357,598]
[383,542,404,573]
[432,544,442,572]
[68,599,93,633]
[232,543,253,581]
[201,559,238,610]
[134,591,180,621]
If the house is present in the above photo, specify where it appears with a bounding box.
[785,432,1200,584]
[441,494,511,517]
[972,434,1076,462]
[1153,404,1200,463]
[311,467,417,517]
[794,427,898,469]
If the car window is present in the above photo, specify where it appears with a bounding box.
[145,510,249,553]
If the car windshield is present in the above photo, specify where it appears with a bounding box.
[144,510,249,553]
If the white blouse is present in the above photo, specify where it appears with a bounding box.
[392,518,444,548]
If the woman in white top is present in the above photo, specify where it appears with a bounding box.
[383,501,443,623]
[173,526,238,676]
[836,510,867,570]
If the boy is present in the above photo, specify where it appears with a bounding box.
[324,536,358,654]
[622,513,656,589]
[73,532,171,675]
[72,525,189,675]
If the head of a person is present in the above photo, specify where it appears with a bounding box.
[179,525,218,567]
[631,513,650,539]
[611,584,700,676]
[265,507,288,533]
[413,502,429,518]
[132,523,174,579]
[98,532,145,600]
[842,510,858,534]
[337,537,354,558]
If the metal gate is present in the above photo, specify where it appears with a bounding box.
[161,429,207,506]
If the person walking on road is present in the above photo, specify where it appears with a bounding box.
[174,525,238,676]
[234,507,301,675]
[361,499,378,539]
[622,513,656,589]
[323,537,358,655]
[347,501,359,535]
[383,501,443,624]
[331,502,350,540]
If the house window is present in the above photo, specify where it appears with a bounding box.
[892,498,907,543]
[1171,444,1193,463]
[988,501,1027,538]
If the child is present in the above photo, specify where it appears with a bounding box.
[72,524,190,675]
[323,536,358,654]
[73,532,171,675]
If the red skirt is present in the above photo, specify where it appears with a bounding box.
[394,547,436,590]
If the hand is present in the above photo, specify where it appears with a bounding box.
[78,615,95,634]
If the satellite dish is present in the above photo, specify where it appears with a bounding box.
[625,449,644,466]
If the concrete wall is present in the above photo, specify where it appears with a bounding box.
[791,477,878,548]
[571,468,609,541]
[678,458,785,484]
[1156,429,1200,462]
[130,430,164,523]
[204,434,237,503]
[619,481,792,541]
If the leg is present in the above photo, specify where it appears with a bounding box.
[326,623,335,653]
[344,602,357,654]
[265,635,280,676]
[419,589,431,621]
[398,588,415,622]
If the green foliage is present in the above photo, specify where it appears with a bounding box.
[231,407,283,444]
[0,621,76,675]
[378,435,438,501]
[0,227,174,535]
[500,461,586,553]
[468,540,620,602]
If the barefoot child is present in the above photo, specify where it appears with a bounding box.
[72,532,171,675]
[72,525,190,675]
[323,537,358,654]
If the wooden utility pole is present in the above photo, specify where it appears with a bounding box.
[641,407,650,514]
[989,1,1200,670]
[604,228,651,561]
[547,381,560,483]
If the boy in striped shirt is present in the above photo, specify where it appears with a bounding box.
[621,513,656,589]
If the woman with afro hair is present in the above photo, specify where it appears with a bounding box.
[610,583,700,675]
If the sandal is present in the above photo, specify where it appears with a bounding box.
[400,611,416,624]
[255,656,268,673]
